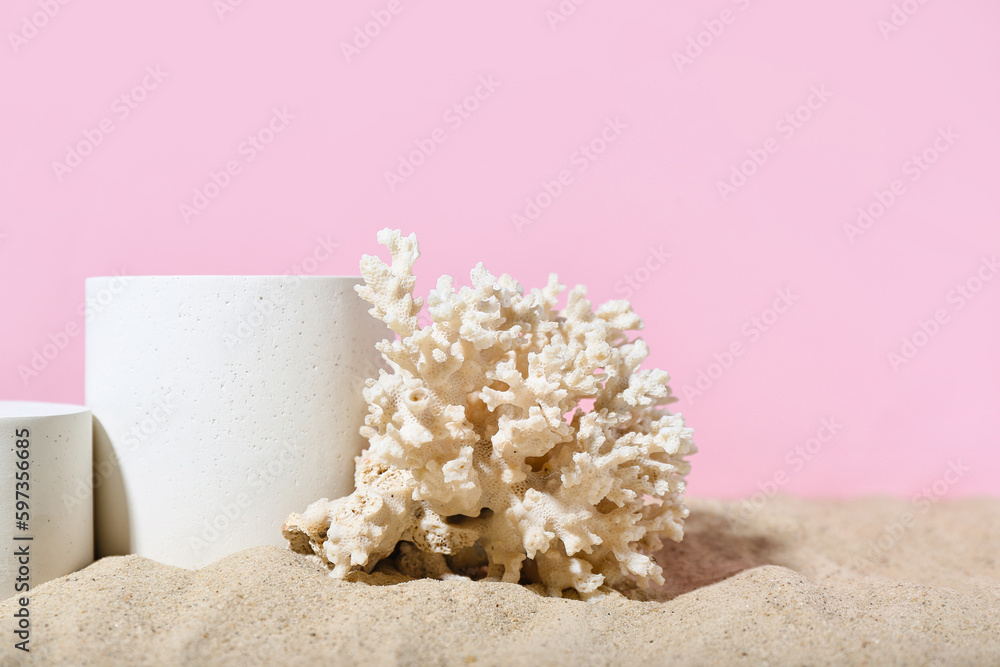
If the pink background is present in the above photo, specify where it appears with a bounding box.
[2,0,997,498]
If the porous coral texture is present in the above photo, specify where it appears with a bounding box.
[283,229,696,597]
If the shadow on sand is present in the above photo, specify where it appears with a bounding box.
[637,503,780,601]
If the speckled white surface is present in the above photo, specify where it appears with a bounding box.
[0,401,92,590]
[86,276,386,569]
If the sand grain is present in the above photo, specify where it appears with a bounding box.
[3,496,998,666]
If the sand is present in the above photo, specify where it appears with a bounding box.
[2,496,998,666]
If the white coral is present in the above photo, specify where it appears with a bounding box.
[283,229,696,596]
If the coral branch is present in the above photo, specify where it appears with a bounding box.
[284,229,696,597]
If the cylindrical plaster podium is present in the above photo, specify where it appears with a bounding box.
[86,276,386,569]
[0,401,93,592]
